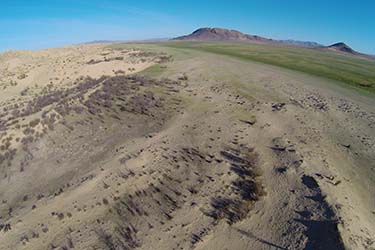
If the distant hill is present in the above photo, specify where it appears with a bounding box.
[323,42,375,60]
[173,27,273,43]
[172,27,320,47]
[327,42,355,54]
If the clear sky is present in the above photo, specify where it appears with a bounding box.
[1,0,374,54]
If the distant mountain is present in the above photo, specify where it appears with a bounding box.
[327,42,355,54]
[322,42,374,60]
[173,28,322,47]
[172,27,273,43]
[279,39,322,47]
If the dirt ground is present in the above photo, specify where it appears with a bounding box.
[0,43,374,250]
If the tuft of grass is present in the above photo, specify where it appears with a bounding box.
[140,64,166,77]
[161,41,375,93]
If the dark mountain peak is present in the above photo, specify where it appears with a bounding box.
[173,27,271,43]
[192,27,241,35]
[173,27,323,47]
[331,42,347,47]
[328,42,355,54]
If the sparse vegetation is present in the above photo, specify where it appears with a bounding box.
[17,73,27,80]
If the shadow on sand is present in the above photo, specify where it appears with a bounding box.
[235,228,289,250]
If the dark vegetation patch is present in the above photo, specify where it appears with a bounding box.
[207,146,264,224]
[96,225,140,250]
[87,50,172,66]
[87,56,124,65]
[100,176,186,250]
[129,51,172,64]
[0,74,181,170]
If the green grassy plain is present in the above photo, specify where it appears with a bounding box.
[160,41,375,93]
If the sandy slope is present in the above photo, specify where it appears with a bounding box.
[0,44,374,250]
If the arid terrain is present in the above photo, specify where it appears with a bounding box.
[0,41,374,250]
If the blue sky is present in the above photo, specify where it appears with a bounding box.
[0,0,374,54]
